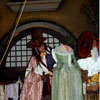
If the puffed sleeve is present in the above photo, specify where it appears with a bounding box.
[25,56,38,77]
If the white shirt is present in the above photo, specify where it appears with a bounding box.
[77,56,100,76]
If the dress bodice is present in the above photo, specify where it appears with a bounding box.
[55,54,73,63]
[54,45,74,56]
[54,45,74,67]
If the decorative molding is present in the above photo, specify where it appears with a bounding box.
[14,22,67,37]
[7,0,62,12]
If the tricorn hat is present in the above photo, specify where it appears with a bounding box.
[27,37,46,48]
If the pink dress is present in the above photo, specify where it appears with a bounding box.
[20,56,43,100]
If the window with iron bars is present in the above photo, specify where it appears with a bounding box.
[6,33,62,67]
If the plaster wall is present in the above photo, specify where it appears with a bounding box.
[0,0,95,40]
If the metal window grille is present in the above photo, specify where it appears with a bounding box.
[5,33,61,67]
[43,33,61,48]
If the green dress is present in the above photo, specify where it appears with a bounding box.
[52,45,83,100]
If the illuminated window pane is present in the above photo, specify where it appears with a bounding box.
[6,57,10,61]
[28,51,32,55]
[49,44,53,47]
[54,38,59,42]
[22,57,26,61]
[11,57,15,61]
[7,53,10,56]
[22,51,26,55]
[17,51,21,56]
[17,57,21,61]
[48,35,53,38]
[17,62,21,66]
[16,41,21,45]
[44,39,48,43]
[6,63,10,67]
[11,62,15,67]
[11,52,15,56]
[12,46,15,50]
[49,38,53,42]
[22,37,26,39]
[16,46,21,50]
[22,46,26,50]
[43,33,47,37]
[28,56,31,61]
[27,35,31,39]
[27,48,32,51]
[22,40,26,45]
[22,62,27,66]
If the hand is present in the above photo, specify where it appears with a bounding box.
[49,72,53,76]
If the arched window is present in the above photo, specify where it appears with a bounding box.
[0,23,76,81]
[6,35,32,67]
[5,32,62,68]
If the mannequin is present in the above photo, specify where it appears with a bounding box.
[52,45,83,100]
